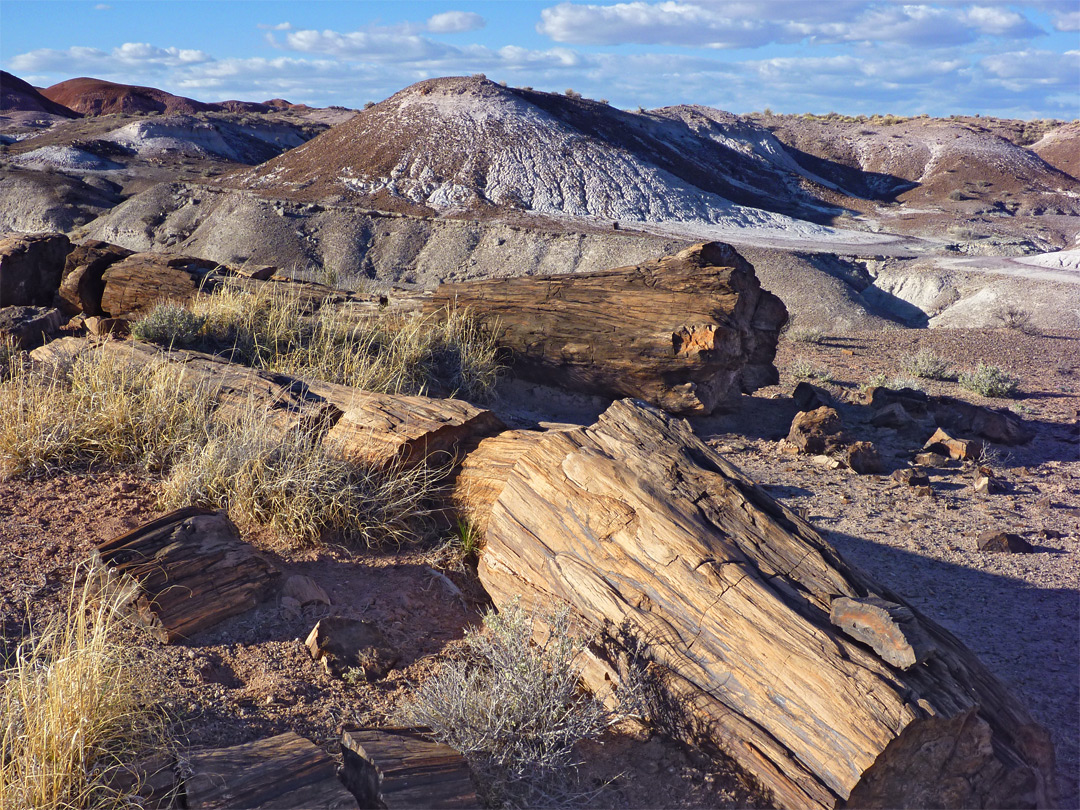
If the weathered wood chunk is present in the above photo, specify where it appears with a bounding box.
[94,507,280,642]
[924,427,982,461]
[977,530,1034,554]
[99,252,221,318]
[787,406,846,454]
[464,398,1055,810]
[184,732,357,809]
[0,305,63,349]
[340,728,478,809]
[57,239,132,316]
[425,241,787,414]
[830,596,936,669]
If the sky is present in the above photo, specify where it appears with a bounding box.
[2,1,1078,119]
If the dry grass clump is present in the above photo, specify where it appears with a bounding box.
[992,304,1037,335]
[0,350,211,480]
[399,603,609,807]
[132,284,501,401]
[0,571,168,810]
[789,358,831,383]
[786,325,827,345]
[903,349,952,380]
[959,362,1020,398]
[161,410,443,548]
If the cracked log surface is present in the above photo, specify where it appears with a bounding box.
[461,399,1055,810]
[425,241,787,414]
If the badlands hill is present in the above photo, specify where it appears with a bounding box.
[0,70,79,118]
[43,76,223,116]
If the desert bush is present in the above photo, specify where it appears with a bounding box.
[903,349,952,380]
[0,569,168,810]
[789,358,831,382]
[161,408,443,548]
[0,349,211,480]
[398,602,609,807]
[992,304,1037,334]
[959,362,1020,398]
[133,285,501,401]
[947,189,969,202]
[564,88,582,99]
[786,325,827,344]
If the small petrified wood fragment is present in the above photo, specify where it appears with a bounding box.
[184,732,357,809]
[94,508,280,642]
[425,241,787,414]
[340,728,478,809]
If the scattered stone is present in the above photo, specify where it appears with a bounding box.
[846,441,883,475]
[870,402,916,429]
[792,381,832,412]
[787,406,846,454]
[931,396,1035,446]
[914,486,935,498]
[103,752,177,810]
[892,468,931,487]
[1040,528,1063,540]
[976,530,1033,554]
[974,474,1003,496]
[340,728,478,809]
[840,348,854,356]
[830,596,937,669]
[282,574,330,607]
[0,232,72,307]
[914,451,950,467]
[864,385,929,416]
[305,617,399,680]
[811,454,842,469]
[0,305,63,349]
[185,732,358,809]
[923,428,982,461]
[84,315,130,336]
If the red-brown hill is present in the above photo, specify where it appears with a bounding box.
[41,77,218,116]
[0,71,80,117]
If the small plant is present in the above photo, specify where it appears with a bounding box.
[992,304,1037,335]
[787,326,827,344]
[564,88,582,99]
[903,349,952,380]
[363,101,375,110]
[398,602,609,806]
[131,301,206,347]
[790,358,831,382]
[0,567,169,810]
[959,362,1020,398]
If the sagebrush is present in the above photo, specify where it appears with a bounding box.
[398,603,609,807]
[959,362,1020,398]
[903,349,952,380]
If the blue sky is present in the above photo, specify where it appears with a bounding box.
[2,1,1078,118]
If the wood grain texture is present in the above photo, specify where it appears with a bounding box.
[94,508,280,642]
[468,399,1055,810]
[424,241,787,414]
[184,732,357,809]
[340,728,478,809]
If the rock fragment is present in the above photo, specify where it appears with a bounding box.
[305,617,399,680]
[977,530,1033,553]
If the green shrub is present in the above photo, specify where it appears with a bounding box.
[790,358,831,382]
[398,603,609,806]
[130,301,206,347]
[903,349,952,380]
[787,326,827,344]
[959,362,1020,398]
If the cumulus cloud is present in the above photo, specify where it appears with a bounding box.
[426,11,486,33]
[257,22,294,31]
[9,42,212,75]
[1053,10,1080,31]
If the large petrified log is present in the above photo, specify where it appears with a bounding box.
[0,232,71,306]
[94,508,280,642]
[30,337,504,469]
[57,239,133,316]
[424,242,787,415]
[459,399,1055,810]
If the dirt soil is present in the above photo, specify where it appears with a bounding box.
[1,327,1076,809]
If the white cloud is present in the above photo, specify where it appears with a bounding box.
[1053,10,1080,31]
[94,3,111,10]
[426,11,486,34]
[9,42,213,75]
[980,48,1080,90]
[257,22,294,32]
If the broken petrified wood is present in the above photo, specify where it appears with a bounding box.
[0,232,71,307]
[787,406,846,454]
[184,732,358,809]
[424,241,788,415]
[830,597,936,669]
[460,399,1056,810]
[93,507,280,642]
[306,617,400,680]
[340,728,478,809]
[57,239,133,316]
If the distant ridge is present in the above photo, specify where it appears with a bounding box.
[42,76,218,116]
[0,71,80,118]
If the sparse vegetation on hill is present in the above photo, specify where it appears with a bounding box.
[132,284,501,401]
[959,362,1020,398]
[903,349,953,380]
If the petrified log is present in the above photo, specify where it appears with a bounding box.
[99,252,223,318]
[30,337,504,470]
[340,728,478,809]
[0,232,71,306]
[94,508,279,642]
[0,305,63,349]
[462,399,1055,810]
[424,242,787,415]
[184,732,358,809]
[57,239,132,316]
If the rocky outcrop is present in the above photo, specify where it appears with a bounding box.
[58,239,133,316]
[0,232,71,306]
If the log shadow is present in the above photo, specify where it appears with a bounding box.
[821,528,1079,809]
